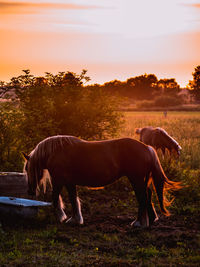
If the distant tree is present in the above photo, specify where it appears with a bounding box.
[126,74,158,99]
[100,74,158,100]
[156,78,180,96]
[188,65,200,101]
[102,80,128,97]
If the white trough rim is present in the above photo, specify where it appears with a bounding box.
[0,172,25,175]
[0,196,51,207]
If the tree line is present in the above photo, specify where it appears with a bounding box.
[87,65,200,107]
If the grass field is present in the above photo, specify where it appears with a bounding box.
[0,111,200,266]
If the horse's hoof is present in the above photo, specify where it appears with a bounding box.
[60,217,67,223]
[131,220,149,228]
[150,216,159,226]
[59,214,67,223]
[131,220,141,227]
[65,217,84,226]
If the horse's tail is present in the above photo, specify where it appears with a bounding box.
[148,146,181,216]
[135,128,142,134]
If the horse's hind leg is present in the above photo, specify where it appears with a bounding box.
[52,185,67,223]
[65,184,83,225]
[129,177,149,228]
[147,188,158,226]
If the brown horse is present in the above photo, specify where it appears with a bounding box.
[135,127,182,157]
[23,135,181,228]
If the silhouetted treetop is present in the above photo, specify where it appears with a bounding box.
[188,65,200,101]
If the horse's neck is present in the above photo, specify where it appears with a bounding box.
[142,130,153,144]
[162,134,176,149]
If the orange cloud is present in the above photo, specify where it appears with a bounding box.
[0,1,99,15]
[187,4,200,8]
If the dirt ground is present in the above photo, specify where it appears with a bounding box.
[0,184,200,266]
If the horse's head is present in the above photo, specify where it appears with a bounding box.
[22,152,43,196]
[156,128,182,157]
[175,144,182,157]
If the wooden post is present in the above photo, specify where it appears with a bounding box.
[0,172,28,198]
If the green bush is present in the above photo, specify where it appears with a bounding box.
[0,70,123,170]
[0,102,23,171]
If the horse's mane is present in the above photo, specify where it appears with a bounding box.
[156,127,180,148]
[31,135,81,161]
[28,136,82,189]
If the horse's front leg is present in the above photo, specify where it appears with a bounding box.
[65,184,83,225]
[52,185,67,223]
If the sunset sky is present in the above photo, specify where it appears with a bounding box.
[0,0,200,87]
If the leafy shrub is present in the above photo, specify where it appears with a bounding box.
[0,70,123,170]
[0,102,23,171]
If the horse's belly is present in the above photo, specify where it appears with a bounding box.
[71,166,120,187]
[48,144,122,187]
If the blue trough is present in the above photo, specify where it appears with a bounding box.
[0,196,51,219]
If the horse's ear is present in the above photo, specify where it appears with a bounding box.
[22,152,30,161]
